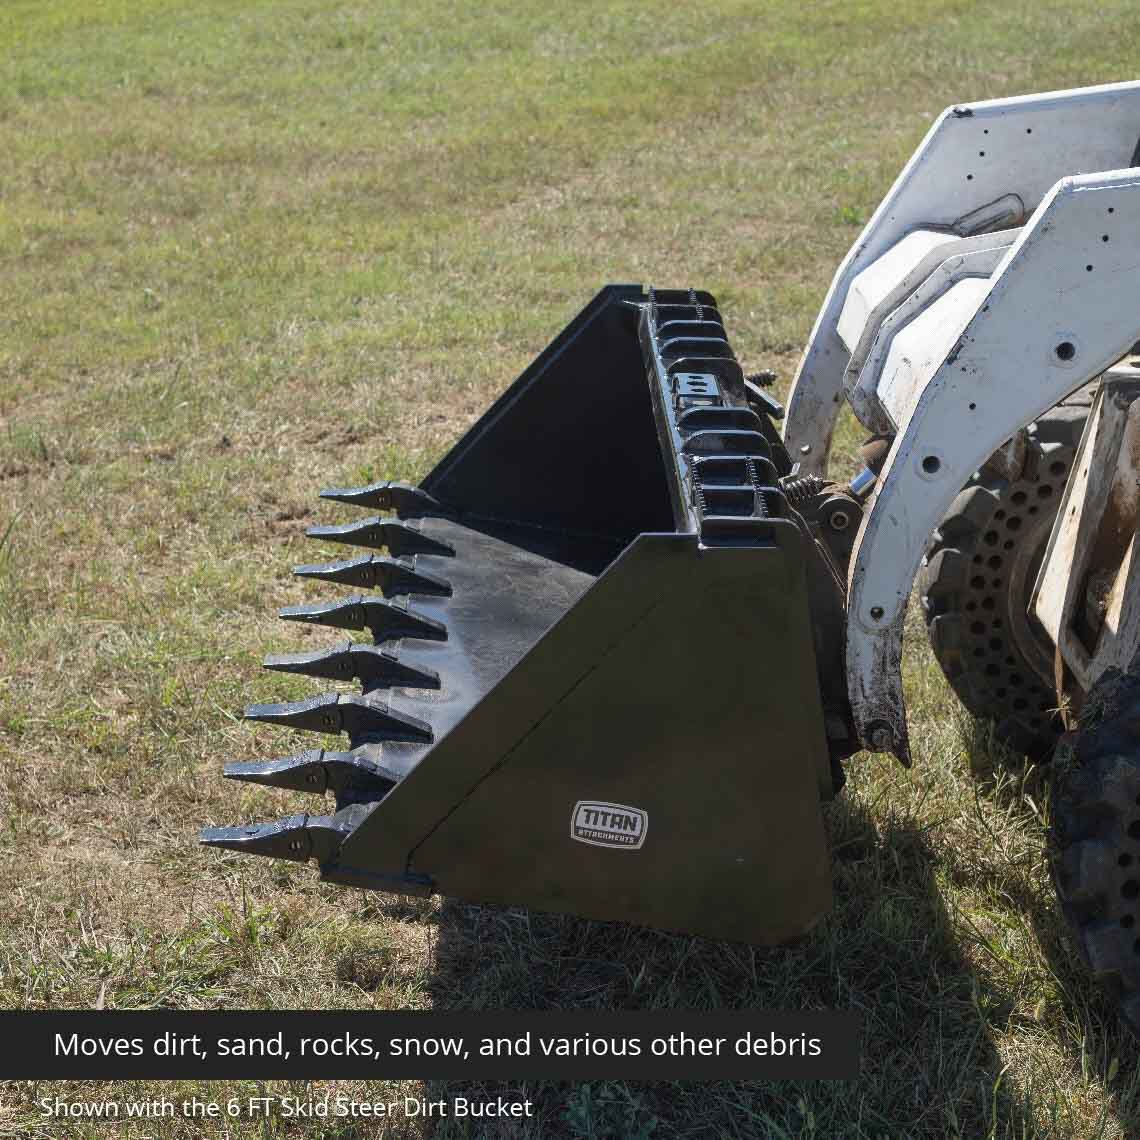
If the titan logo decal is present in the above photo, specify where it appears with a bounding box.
[570,801,648,850]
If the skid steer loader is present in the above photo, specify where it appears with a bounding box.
[204,81,1140,1031]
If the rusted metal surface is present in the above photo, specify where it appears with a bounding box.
[1032,371,1140,716]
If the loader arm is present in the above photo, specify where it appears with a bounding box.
[847,169,1140,762]
[784,81,1140,476]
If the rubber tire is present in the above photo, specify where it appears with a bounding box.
[1052,665,1140,1037]
[919,401,1088,756]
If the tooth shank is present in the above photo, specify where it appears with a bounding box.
[243,693,433,743]
[263,642,441,688]
[279,595,447,643]
[292,554,452,596]
[318,481,443,518]
[306,518,454,558]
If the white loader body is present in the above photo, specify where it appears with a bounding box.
[783,80,1140,759]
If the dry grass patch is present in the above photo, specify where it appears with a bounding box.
[5,0,1140,1136]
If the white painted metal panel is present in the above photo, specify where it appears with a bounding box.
[875,278,991,429]
[844,231,1018,428]
[837,230,953,352]
[784,81,1140,477]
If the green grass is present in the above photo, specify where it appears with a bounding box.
[3,0,1140,1135]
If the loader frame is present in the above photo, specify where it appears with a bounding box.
[783,81,1140,761]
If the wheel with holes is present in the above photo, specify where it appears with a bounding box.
[919,396,1091,755]
[1051,663,1140,1037]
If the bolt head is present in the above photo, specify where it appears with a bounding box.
[869,726,894,752]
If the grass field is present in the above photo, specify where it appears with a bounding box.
[4,1,1140,1136]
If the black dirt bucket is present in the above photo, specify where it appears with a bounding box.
[203,286,841,944]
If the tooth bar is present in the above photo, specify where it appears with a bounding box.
[306,518,454,557]
[224,749,401,796]
[199,813,348,864]
[292,554,452,596]
[243,692,433,743]
[263,640,442,688]
[319,481,444,517]
[279,594,447,642]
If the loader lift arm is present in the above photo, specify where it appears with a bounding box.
[846,168,1140,762]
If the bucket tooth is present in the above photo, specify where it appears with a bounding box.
[306,517,454,557]
[244,692,433,743]
[224,748,400,796]
[264,640,441,688]
[292,554,452,596]
[318,480,443,517]
[279,594,447,642]
[263,641,358,681]
[199,813,349,864]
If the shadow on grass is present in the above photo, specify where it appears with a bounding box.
[420,790,1024,1139]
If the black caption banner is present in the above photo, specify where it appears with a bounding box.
[0,1011,860,1081]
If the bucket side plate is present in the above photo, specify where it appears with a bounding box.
[330,525,832,945]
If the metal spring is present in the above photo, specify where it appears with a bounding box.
[745,458,770,517]
[780,473,824,506]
